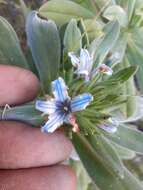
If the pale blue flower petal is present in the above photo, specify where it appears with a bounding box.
[71,93,93,112]
[75,69,89,76]
[52,77,69,102]
[99,118,118,133]
[41,112,65,133]
[35,100,57,114]
[79,49,93,74]
[68,52,80,67]
[99,123,117,133]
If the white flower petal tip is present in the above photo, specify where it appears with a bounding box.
[68,52,80,67]
[99,124,117,133]
[41,126,55,133]
[98,64,113,76]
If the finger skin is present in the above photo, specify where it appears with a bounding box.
[0,165,77,190]
[0,65,40,106]
[0,121,72,169]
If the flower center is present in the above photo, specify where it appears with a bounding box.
[63,106,68,112]
[59,99,71,114]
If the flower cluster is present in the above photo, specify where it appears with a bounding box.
[36,49,117,134]
[68,49,113,81]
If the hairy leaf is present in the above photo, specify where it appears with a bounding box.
[0,16,28,68]
[39,0,94,27]
[26,11,61,93]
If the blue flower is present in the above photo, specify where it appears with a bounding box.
[36,77,93,133]
[68,49,113,81]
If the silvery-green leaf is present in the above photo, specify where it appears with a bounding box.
[109,33,128,67]
[64,19,82,52]
[120,96,143,123]
[0,102,44,127]
[105,124,143,154]
[103,5,128,27]
[91,20,120,64]
[71,0,97,13]
[92,0,113,10]
[0,16,28,69]
[86,133,124,178]
[19,0,29,18]
[88,183,100,190]
[118,57,137,118]
[26,11,61,93]
[39,0,94,27]
[83,19,103,42]
[72,133,143,190]
[127,28,143,92]
[78,19,89,47]
[112,142,136,160]
[127,0,136,23]
[71,161,91,190]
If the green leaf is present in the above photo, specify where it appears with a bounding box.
[94,66,138,92]
[116,57,137,117]
[0,102,44,127]
[72,133,143,190]
[39,0,94,27]
[19,0,29,18]
[103,5,128,27]
[105,124,143,154]
[88,183,100,190]
[112,142,136,160]
[83,19,103,42]
[78,19,89,47]
[0,16,28,69]
[127,0,136,23]
[64,19,82,52]
[122,96,143,123]
[90,20,120,64]
[70,0,97,13]
[71,161,91,190]
[86,133,124,178]
[26,11,61,93]
[127,28,143,92]
[107,66,138,84]
[108,33,128,67]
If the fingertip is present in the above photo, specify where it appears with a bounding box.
[0,65,40,106]
[0,165,77,190]
[0,121,73,169]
